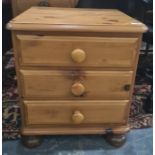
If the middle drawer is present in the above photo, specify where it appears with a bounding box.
[20,70,133,100]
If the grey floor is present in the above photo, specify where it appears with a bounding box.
[3,128,152,155]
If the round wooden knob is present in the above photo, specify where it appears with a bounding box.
[71,49,86,63]
[72,111,84,124]
[71,82,85,96]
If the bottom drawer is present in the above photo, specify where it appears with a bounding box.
[24,100,129,125]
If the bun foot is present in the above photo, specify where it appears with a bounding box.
[21,136,42,148]
[105,134,126,147]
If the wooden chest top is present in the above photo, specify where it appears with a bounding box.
[8,7,147,33]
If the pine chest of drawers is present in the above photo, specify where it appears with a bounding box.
[7,7,147,148]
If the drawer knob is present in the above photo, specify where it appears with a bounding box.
[124,84,131,91]
[71,49,86,63]
[71,82,85,96]
[72,111,84,124]
[38,1,49,6]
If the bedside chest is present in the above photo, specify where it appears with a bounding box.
[7,7,147,148]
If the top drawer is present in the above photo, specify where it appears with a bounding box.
[17,35,138,68]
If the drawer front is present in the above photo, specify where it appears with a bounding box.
[24,100,128,125]
[17,35,138,68]
[20,70,133,100]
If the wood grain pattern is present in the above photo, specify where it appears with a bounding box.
[22,125,130,135]
[24,100,129,125]
[20,70,133,100]
[8,7,147,32]
[12,0,79,16]
[17,35,138,68]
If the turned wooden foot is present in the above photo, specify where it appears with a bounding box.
[21,136,42,148]
[105,133,126,147]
